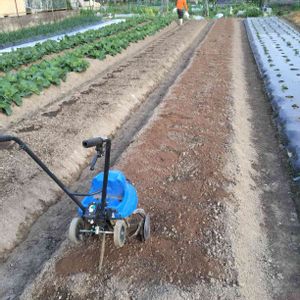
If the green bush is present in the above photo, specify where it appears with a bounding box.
[190,2,262,19]
[245,6,262,17]
[271,3,300,16]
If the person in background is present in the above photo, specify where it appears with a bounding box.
[176,0,189,26]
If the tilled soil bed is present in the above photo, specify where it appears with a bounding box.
[3,18,300,300]
[22,19,239,300]
[0,20,209,260]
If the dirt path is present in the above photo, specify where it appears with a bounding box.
[228,20,271,300]
[234,20,300,300]
[1,18,300,300]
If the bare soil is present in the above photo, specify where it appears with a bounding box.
[21,18,237,300]
[227,20,270,300]
[285,11,300,27]
[24,20,237,299]
[0,20,208,261]
[55,17,234,284]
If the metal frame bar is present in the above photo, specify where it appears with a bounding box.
[82,136,111,220]
[100,139,111,215]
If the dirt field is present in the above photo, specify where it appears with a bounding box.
[285,11,300,27]
[0,18,300,300]
[0,20,210,260]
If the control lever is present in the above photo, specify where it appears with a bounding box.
[90,152,100,170]
[90,143,103,171]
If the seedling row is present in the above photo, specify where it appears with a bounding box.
[245,17,300,171]
[0,11,103,49]
[0,17,150,72]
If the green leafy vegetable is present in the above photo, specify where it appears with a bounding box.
[0,15,174,115]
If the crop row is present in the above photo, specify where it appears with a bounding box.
[0,17,149,73]
[0,11,102,48]
[245,17,300,172]
[0,16,173,116]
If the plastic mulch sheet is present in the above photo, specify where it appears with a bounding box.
[245,17,300,173]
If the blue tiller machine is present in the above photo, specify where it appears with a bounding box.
[0,135,150,269]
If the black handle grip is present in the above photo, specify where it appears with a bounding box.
[82,137,104,148]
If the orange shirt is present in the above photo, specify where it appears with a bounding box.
[176,0,188,11]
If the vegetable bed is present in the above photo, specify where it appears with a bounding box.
[0,16,173,116]
[245,17,300,172]
[0,12,102,50]
[0,18,144,72]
